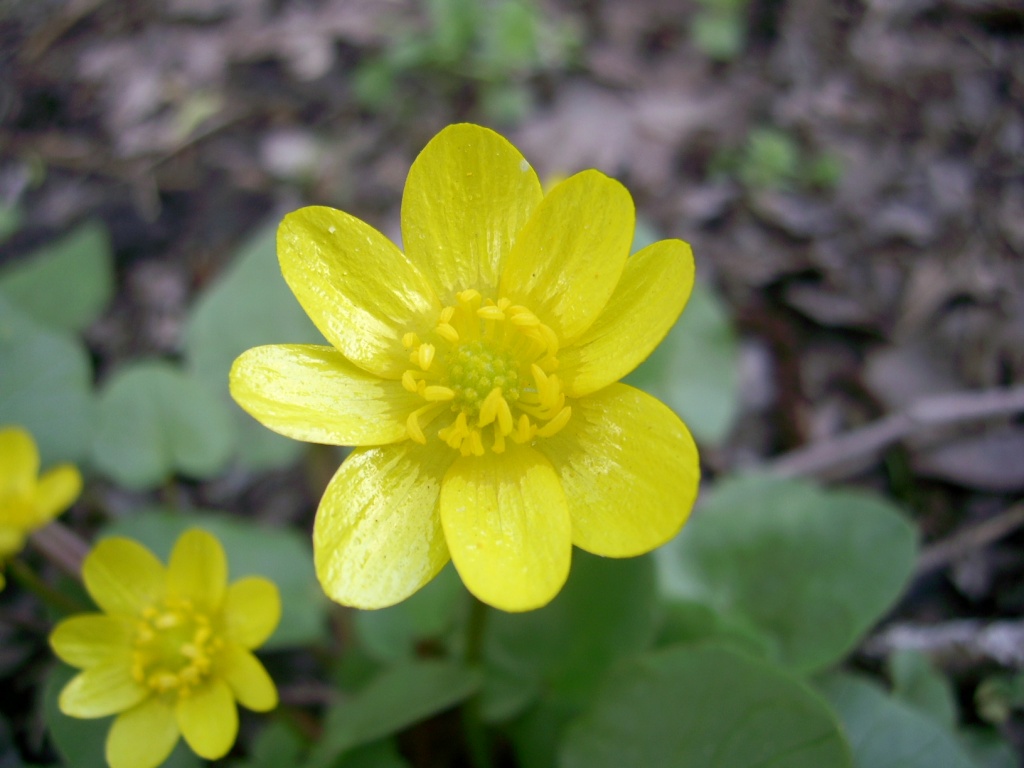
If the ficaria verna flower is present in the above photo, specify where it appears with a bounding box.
[230,123,700,612]
[50,529,280,768]
[0,426,81,588]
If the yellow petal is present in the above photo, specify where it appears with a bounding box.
[561,238,695,397]
[217,643,278,712]
[220,576,281,649]
[314,443,453,609]
[440,446,571,612]
[50,614,135,667]
[0,426,38,497]
[0,527,26,558]
[402,123,543,302]
[82,537,165,617]
[176,678,238,760]
[278,206,440,379]
[499,170,634,343]
[167,529,227,613]
[537,383,699,557]
[59,662,148,718]
[230,344,419,446]
[33,464,82,524]
[106,698,179,768]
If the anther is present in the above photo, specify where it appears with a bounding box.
[423,385,455,402]
[477,306,505,321]
[436,323,459,343]
[417,344,435,371]
[537,406,572,437]
[478,388,504,427]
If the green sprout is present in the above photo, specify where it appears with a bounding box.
[354,0,578,124]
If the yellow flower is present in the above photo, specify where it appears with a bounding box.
[0,426,82,587]
[230,123,700,612]
[50,529,280,768]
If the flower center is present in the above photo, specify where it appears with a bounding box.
[131,598,222,698]
[402,289,572,456]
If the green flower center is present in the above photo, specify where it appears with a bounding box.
[401,290,572,456]
[132,598,222,698]
[445,340,521,414]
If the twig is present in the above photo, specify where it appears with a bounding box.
[764,385,1024,480]
[863,618,1024,669]
[21,0,109,62]
[916,501,1024,576]
[29,521,90,580]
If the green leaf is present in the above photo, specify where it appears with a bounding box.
[0,296,95,465]
[655,598,773,659]
[230,721,304,768]
[482,551,658,720]
[888,649,958,729]
[0,221,114,332]
[353,563,463,662]
[91,361,235,489]
[657,474,918,673]
[306,660,481,768]
[101,508,326,649]
[625,280,740,445]
[43,663,201,768]
[959,727,1018,768]
[331,740,411,768]
[184,223,323,470]
[0,204,21,243]
[505,696,579,768]
[42,663,106,768]
[817,673,976,768]
[691,10,745,61]
[561,644,851,768]
[740,127,802,190]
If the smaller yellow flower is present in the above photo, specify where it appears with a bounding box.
[0,426,82,587]
[50,529,281,768]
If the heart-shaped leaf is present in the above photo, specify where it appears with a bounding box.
[657,474,917,673]
[0,296,95,465]
[817,673,976,768]
[184,223,322,470]
[561,644,851,768]
[91,361,235,489]
[0,220,114,333]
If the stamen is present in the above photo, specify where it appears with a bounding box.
[511,414,533,443]
[436,323,459,343]
[423,385,455,402]
[478,388,504,427]
[132,599,221,700]
[401,294,571,455]
[407,404,443,444]
[416,343,435,371]
[496,397,514,436]
[477,304,505,321]
[537,406,572,437]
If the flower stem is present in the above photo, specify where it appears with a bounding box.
[7,558,88,616]
[463,594,493,768]
[464,593,490,666]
